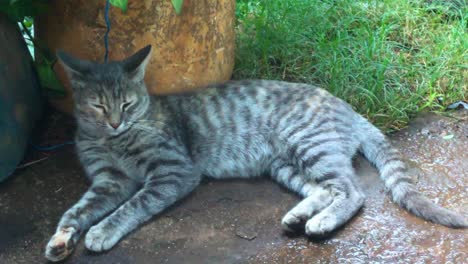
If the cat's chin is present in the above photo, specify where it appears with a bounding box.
[107,125,131,137]
[108,130,124,137]
[108,131,121,136]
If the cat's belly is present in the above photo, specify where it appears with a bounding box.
[200,158,266,179]
[194,139,275,179]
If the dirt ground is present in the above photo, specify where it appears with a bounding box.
[0,110,466,264]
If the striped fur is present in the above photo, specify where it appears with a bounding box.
[45,46,466,262]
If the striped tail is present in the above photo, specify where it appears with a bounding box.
[357,119,467,228]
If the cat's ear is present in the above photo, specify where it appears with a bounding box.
[122,45,152,82]
[56,50,93,82]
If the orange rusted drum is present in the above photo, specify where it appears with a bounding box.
[35,0,235,114]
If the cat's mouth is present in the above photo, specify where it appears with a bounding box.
[107,122,132,137]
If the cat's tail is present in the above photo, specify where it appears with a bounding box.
[356,117,467,228]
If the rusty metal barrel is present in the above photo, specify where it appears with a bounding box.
[36,0,236,113]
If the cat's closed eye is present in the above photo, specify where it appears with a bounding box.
[121,101,134,111]
[91,104,107,114]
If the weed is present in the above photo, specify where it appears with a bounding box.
[234,0,467,131]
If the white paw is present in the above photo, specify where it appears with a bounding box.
[281,193,332,232]
[281,212,304,232]
[45,227,77,262]
[85,224,121,252]
[305,215,338,236]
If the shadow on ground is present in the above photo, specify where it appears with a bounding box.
[0,110,466,264]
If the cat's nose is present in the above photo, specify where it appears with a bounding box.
[109,122,121,129]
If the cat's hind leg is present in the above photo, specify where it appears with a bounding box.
[298,153,365,236]
[270,157,333,232]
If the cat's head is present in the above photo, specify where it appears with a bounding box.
[57,45,152,136]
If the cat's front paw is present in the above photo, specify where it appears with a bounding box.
[85,223,122,252]
[45,227,78,262]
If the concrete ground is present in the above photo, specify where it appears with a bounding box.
[0,110,466,264]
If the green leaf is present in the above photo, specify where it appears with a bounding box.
[0,0,48,22]
[171,0,184,15]
[109,0,128,13]
[23,17,33,28]
[35,61,66,95]
[442,134,454,140]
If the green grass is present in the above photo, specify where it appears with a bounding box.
[234,0,467,131]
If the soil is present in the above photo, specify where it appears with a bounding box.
[0,110,466,264]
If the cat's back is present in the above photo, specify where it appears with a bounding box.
[157,79,352,145]
[163,79,330,113]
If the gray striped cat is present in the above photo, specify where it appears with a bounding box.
[45,45,466,262]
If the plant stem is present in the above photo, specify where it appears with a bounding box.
[20,20,54,65]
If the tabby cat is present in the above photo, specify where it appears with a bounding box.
[45,45,466,261]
